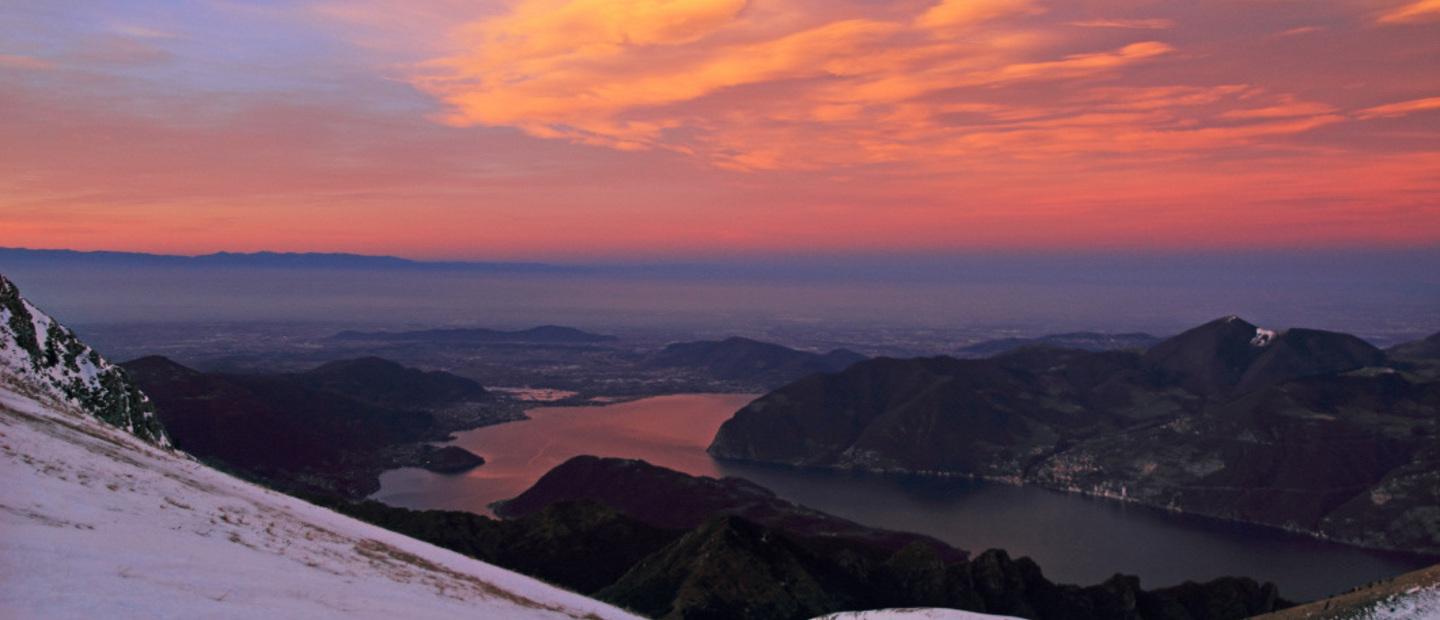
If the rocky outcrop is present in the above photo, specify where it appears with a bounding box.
[0,274,167,445]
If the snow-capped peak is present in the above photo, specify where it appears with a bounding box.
[0,273,168,445]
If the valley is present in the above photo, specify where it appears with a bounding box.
[8,270,1440,619]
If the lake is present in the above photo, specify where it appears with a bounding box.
[372,393,1435,602]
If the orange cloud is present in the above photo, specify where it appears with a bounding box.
[1221,98,1337,119]
[1356,97,1440,119]
[1069,18,1173,29]
[8,0,1437,257]
[411,1,1210,169]
[1377,0,1440,23]
[915,0,1042,29]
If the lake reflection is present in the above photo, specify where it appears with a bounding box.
[373,393,1434,602]
[372,394,748,515]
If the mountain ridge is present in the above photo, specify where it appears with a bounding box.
[710,316,1440,555]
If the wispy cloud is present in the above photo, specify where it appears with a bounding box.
[406,0,1376,174]
[0,54,56,70]
[1069,18,1173,29]
[1356,97,1440,119]
[1377,0,1440,24]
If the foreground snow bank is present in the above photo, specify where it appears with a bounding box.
[812,608,1025,620]
[0,382,643,620]
[1356,585,1440,620]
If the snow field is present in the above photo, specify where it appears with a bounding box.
[0,382,643,620]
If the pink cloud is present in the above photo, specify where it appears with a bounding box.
[0,54,56,70]
[410,2,1195,170]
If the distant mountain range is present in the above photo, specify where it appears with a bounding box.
[711,316,1440,556]
[0,247,570,273]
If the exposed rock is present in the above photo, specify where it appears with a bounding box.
[0,274,167,445]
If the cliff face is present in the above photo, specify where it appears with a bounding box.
[710,317,1440,555]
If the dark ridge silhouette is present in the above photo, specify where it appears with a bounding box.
[493,455,967,562]
[122,355,491,497]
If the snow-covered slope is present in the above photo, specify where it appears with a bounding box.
[0,274,166,445]
[1248,563,1440,620]
[0,273,643,620]
[811,609,1024,620]
[0,383,644,619]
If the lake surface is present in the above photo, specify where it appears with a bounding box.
[372,393,1436,602]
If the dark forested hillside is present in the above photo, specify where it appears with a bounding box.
[710,317,1440,555]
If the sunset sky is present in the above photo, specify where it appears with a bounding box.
[2,0,1438,261]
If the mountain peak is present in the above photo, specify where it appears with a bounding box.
[1142,316,1379,399]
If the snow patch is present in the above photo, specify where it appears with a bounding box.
[811,609,1025,620]
[1250,328,1276,347]
[1350,584,1440,620]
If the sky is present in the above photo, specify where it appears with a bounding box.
[2,0,1438,261]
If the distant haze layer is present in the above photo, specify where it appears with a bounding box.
[4,250,1437,343]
